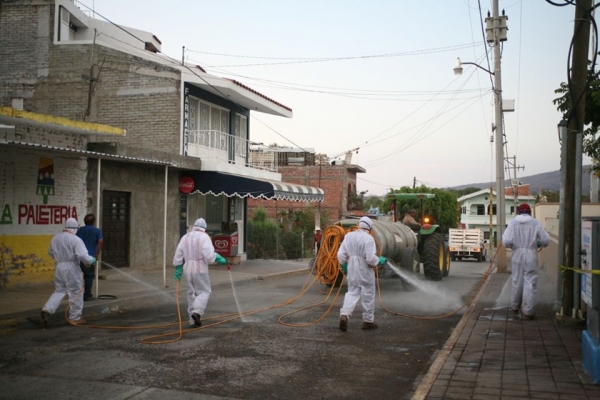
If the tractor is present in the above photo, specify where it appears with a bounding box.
[309,193,449,289]
[386,193,450,281]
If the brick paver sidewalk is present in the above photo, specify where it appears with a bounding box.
[416,273,600,400]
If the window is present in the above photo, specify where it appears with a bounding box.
[487,204,497,215]
[59,7,74,41]
[58,7,81,42]
[235,114,247,140]
[461,206,467,215]
[206,196,225,225]
[188,96,229,133]
[476,204,485,216]
[510,206,515,214]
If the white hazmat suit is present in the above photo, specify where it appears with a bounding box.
[338,217,380,324]
[43,218,94,322]
[173,218,219,325]
[502,212,550,316]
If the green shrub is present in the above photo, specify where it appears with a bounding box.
[248,206,328,260]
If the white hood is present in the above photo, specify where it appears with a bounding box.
[514,214,532,223]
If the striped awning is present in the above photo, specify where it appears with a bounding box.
[183,171,324,202]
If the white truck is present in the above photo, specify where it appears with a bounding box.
[448,228,487,262]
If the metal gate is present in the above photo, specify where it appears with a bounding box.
[102,190,130,268]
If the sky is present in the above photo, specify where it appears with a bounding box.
[82,0,591,195]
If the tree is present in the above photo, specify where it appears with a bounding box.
[363,195,383,212]
[554,61,600,174]
[380,186,460,232]
[537,189,560,203]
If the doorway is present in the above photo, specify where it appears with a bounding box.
[102,190,130,268]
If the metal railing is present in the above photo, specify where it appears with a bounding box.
[186,130,277,172]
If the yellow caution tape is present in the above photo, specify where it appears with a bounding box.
[557,264,600,275]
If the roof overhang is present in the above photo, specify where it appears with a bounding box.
[0,141,173,166]
[183,71,293,118]
[182,171,323,202]
[0,107,126,136]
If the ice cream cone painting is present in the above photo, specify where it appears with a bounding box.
[36,157,55,204]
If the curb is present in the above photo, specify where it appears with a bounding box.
[0,269,308,330]
[410,267,494,400]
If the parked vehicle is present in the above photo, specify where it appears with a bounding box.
[448,228,487,262]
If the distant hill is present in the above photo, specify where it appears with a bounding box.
[450,165,594,194]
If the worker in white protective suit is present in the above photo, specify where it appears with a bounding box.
[173,218,228,327]
[41,218,95,325]
[338,216,386,331]
[502,203,550,320]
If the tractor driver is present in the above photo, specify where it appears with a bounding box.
[402,208,421,229]
[402,209,421,231]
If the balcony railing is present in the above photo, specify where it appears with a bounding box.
[186,130,277,172]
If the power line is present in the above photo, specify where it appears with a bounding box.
[365,90,485,168]
[186,42,483,68]
[185,59,489,96]
[76,0,311,154]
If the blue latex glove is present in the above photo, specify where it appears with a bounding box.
[215,254,228,265]
[378,256,387,266]
[90,257,97,266]
[174,265,183,281]
[340,262,348,275]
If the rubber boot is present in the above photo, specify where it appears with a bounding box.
[361,321,378,330]
[192,313,202,327]
[339,315,348,332]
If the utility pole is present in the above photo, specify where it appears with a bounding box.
[489,186,494,244]
[486,0,508,272]
[561,0,592,318]
[413,177,416,189]
[505,156,524,215]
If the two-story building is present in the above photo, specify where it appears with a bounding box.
[457,185,536,241]
[0,0,322,286]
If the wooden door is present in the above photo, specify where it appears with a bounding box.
[102,190,130,268]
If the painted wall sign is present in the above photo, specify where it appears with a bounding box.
[1,204,78,225]
[36,157,55,204]
[183,86,189,156]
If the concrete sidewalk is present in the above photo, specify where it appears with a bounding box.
[413,270,600,399]
[0,259,310,328]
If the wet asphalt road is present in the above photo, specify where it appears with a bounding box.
[0,260,490,400]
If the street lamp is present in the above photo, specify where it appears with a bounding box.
[453,56,507,271]
[453,57,494,76]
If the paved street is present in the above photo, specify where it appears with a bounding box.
[0,261,489,400]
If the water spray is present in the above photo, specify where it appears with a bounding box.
[97,260,173,299]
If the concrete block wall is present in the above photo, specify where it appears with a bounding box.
[85,159,180,271]
[0,0,51,106]
[91,47,182,153]
[0,0,182,154]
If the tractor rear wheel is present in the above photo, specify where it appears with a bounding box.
[422,232,444,281]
